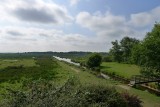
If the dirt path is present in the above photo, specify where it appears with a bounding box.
[117,84,130,90]
[70,67,80,73]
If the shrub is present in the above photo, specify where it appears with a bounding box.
[82,85,127,107]
[121,92,142,107]
[1,77,130,107]
[86,53,102,69]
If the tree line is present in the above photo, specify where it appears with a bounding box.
[67,23,159,78]
[108,23,160,77]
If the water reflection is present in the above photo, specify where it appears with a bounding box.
[53,56,80,66]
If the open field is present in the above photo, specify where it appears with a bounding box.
[0,57,58,83]
[101,62,141,79]
[0,59,36,69]
[0,57,160,107]
[55,61,117,86]
[54,60,160,107]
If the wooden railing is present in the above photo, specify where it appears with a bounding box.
[130,75,160,85]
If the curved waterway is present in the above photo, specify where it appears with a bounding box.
[53,56,80,66]
[53,56,110,79]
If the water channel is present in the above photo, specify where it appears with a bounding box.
[53,56,110,79]
[53,56,80,66]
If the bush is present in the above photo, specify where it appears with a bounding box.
[86,53,102,69]
[1,77,130,107]
[121,92,142,107]
[82,85,127,107]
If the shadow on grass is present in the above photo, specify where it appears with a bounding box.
[100,65,111,69]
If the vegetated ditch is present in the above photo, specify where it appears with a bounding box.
[54,56,160,96]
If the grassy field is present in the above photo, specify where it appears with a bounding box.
[130,87,160,107]
[101,62,140,79]
[59,61,160,107]
[55,61,117,86]
[0,57,59,101]
[0,59,36,69]
[0,58,160,107]
[115,83,160,107]
[57,61,160,107]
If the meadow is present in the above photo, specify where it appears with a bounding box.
[56,60,160,107]
[0,59,36,69]
[0,55,160,107]
[101,62,141,79]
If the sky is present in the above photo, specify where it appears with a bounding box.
[0,0,160,52]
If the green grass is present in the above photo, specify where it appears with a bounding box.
[0,57,59,101]
[101,62,140,79]
[130,88,160,107]
[0,57,58,82]
[54,60,117,86]
[0,81,23,101]
[100,62,160,107]
[0,59,36,69]
[0,58,159,107]
[57,61,160,107]
[116,84,160,107]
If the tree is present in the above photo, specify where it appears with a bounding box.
[109,37,140,63]
[109,40,122,63]
[131,23,160,77]
[130,43,144,65]
[86,53,102,68]
[120,37,139,63]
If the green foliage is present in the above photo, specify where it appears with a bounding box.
[86,53,102,68]
[121,92,142,107]
[83,85,127,107]
[120,37,140,63]
[0,54,159,107]
[109,40,123,63]
[60,52,108,67]
[0,57,58,83]
[109,37,139,63]
[0,52,54,59]
[0,59,36,69]
[1,77,129,107]
[130,44,144,65]
[131,23,160,77]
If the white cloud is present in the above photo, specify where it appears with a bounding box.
[70,0,80,6]
[0,27,106,52]
[76,10,152,50]
[76,6,160,41]
[0,0,73,25]
[0,1,159,52]
[129,6,160,27]
[76,11,135,39]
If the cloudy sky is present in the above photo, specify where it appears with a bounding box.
[0,0,160,52]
